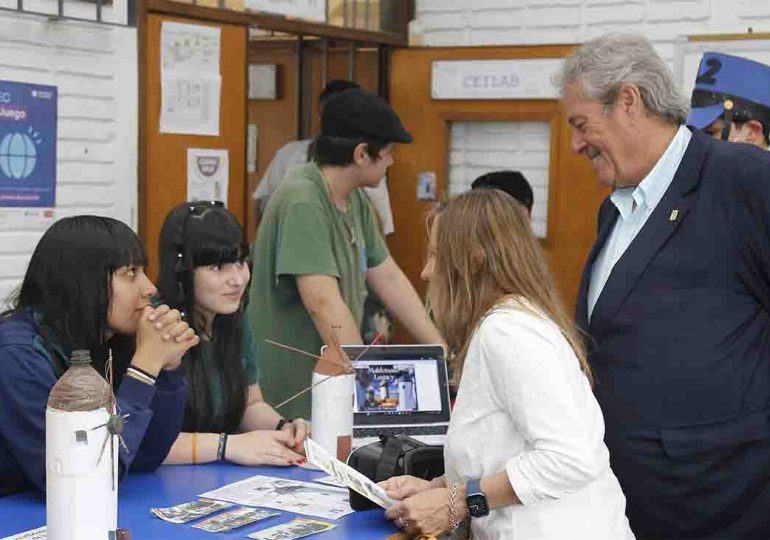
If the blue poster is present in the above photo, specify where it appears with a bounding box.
[0,81,57,207]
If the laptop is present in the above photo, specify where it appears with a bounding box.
[342,344,451,448]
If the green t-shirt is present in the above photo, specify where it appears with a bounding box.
[247,162,389,419]
[197,315,260,421]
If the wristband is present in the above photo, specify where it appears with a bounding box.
[275,418,292,431]
[216,433,229,461]
[126,366,156,386]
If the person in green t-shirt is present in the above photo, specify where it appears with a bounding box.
[156,201,309,467]
[249,89,445,419]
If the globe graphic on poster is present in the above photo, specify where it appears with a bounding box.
[0,132,38,180]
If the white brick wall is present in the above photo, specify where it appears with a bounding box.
[415,0,770,66]
[0,10,137,308]
[449,121,550,238]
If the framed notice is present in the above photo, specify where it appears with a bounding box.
[431,59,565,100]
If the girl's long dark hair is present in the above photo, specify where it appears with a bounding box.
[1,215,148,379]
[157,202,249,434]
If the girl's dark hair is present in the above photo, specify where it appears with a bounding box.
[2,215,148,378]
[157,201,250,434]
[311,135,388,167]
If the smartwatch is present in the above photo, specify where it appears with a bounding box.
[465,479,490,518]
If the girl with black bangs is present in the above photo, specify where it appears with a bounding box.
[157,201,309,467]
[0,216,199,497]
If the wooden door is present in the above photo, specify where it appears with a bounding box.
[387,45,610,336]
[140,13,247,279]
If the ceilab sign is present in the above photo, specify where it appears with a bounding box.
[431,59,565,100]
[245,0,326,22]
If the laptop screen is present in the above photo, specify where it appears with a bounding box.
[343,345,451,426]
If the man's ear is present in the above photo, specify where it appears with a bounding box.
[353,142,369,165]
[617,83,644,118]
[744,119,766,147]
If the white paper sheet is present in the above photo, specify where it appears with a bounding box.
[304,438,395,509]
[199,475,353,520]
[161,22,221,75]
[160,73,221,136]
[0,527,46,540]
[160,22,222,136]
[187,148,229,204]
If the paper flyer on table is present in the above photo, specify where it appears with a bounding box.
[246,517,336,540]
[0,526,46,540]
[199,475,353,520]
[304,437,395,509]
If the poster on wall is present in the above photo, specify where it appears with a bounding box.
[187,148,229,205]
[160,22,221,136]
[0,81,57,208]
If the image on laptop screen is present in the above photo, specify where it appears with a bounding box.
[343,345,451,427]
[354,359,442,414]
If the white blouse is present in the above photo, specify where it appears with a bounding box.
[444,300,634,540]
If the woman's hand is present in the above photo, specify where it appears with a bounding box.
[280,418,310,452]
[226,430,306,467]
[385,487,467,536]
[379,475,435,501]
[134,305,199,374]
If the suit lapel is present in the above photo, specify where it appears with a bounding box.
[589,130,708,328]
[576,201,618,330]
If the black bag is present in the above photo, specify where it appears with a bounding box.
[346,435,444,511]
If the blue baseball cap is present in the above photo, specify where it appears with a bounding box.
[687,52,770,129]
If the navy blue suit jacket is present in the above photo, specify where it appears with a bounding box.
[577,130,770,538]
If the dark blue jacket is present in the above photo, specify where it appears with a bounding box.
[576,130,770,538]
[0,310,188,496]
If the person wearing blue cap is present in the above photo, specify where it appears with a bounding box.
[687,51,770,149]
[563,33,770,538]
[247,89,444,419]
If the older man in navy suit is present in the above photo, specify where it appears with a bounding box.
[563,33,770,539]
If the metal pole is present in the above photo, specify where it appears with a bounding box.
[321,38,329,88]
[347,41,355,81]
[296,36,305,139]
[96,0,103,23]
[378,44,389,101]
[365,0,370,30]
[351,0,357,28]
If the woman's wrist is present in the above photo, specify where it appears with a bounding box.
[448,483,469,530]
[129,351,162,378]
[429,476,447,489]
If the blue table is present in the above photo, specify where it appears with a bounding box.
[0,464,397,539]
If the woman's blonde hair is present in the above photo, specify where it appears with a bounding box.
[427,189,592,385]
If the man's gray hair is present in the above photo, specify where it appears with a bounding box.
[560,33,689,125]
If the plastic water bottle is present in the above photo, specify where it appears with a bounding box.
[46,349,118,540]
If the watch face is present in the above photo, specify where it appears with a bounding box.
[467,493,490,518]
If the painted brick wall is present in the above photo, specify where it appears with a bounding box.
[416,1,770,237]
[449,121,550,238]
[415,1,770,66]
[0,10,137,308]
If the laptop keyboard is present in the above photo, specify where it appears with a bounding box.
[354,425,448,438]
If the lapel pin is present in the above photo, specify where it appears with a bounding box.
[669,209,679,221]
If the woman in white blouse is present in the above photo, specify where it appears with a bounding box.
[382,190,634,540]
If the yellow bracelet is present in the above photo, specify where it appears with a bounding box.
[191,432,198,464]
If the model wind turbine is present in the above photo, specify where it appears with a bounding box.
[265,327,382,460]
